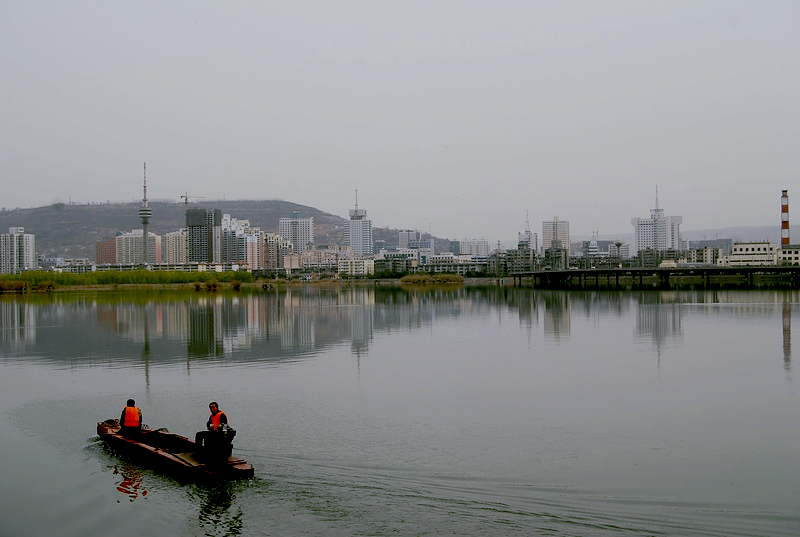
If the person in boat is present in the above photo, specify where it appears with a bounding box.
[195,401,229,449]
[119,398,142,436]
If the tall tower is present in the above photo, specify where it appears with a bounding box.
[781,190,789,247]
[139,163,152,264]
[518,212,532,249]
[345,190,373,257]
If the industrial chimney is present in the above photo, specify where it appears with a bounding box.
[781,190,789,247]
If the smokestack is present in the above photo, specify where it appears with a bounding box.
[782,190,789,247]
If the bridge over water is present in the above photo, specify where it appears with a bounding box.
[510,266,800,290]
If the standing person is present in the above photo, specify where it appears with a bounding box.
[119,398,142,437]
[195,401,229,449]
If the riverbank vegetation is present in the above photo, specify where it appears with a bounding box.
[0,269,254,293]
[399,273,464,285]
[0,269,473,293]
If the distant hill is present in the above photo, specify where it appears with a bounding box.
[681,225,793,244]
[2,200,788,260]
[576,225,792,247]
[0,200,446,260]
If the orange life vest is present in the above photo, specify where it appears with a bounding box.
[123,406,140,427]
[210,410,227,430]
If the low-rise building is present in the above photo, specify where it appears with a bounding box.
[338,258,375,277]
[779,245,800,266]
[718,242,778,267]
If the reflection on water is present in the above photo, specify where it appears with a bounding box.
[636,294,683,360]
[783,297,791,370]
[194,483,243,537]
[2,287,798,537]
[0,288,794,372]
[113,462,148,502]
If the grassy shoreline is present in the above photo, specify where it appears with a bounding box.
[0,271,498,294]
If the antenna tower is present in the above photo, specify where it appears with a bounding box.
[139,162,152,264]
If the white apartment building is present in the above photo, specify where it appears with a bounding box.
[631,200,682,255]
[459,239,490,257]
[116,229,162,264]
[344,201,373,258]
[0,227,36,274]
[338,258,375,277]
[279,211,314,254]
[542,217,570,256]
[300,246,341,271]
[165,229,188,264]
[221,215,265,269]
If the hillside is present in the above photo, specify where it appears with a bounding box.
[0,200,347,259]
[0,200,447,260]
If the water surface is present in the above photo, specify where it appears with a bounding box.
[0,287,797,536]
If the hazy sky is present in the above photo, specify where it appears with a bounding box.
[2,1,798,241]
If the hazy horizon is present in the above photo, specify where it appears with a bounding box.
[2,2,798,240]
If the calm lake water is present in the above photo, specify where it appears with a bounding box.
[0,286,797,536]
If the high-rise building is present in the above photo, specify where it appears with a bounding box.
[0,227,36,274]
[631,190,682,254]
[187,208,222,263]
[542,217,570,256]
[221,215,265,269]
[165,229,188,264]
[95,235,117,264]
[399,230,422,249]
[399,229,433,254]
[116,230,162,264]
[344,194,373,258]
[279,211,314,255]
[264,233,293,270]
[459,239,490,257]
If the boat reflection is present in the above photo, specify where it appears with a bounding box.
[113,463,148,502]
[195,482,243,536]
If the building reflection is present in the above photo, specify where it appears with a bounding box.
[635,293,683,355]
[188,298,224,358]
[0,300,36,350]
[0,289,793,375]
[541,292,570,340]
[783,298,791,371]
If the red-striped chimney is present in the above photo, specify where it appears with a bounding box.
[781,190,789,247]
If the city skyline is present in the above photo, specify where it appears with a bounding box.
[2,3,797,241]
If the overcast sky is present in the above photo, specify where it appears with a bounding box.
[2,1,798,241]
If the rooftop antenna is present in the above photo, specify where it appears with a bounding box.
[655,185,659,210]
[525,211,531,233]
[355,189,358,210]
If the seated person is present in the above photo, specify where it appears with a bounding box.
[195,401,230,452]
[119,398,142,436]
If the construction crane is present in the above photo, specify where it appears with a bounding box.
[181,192,207,213]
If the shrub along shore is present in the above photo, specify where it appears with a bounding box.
[0,270,469,293]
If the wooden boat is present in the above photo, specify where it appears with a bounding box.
[97,419,254,480]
